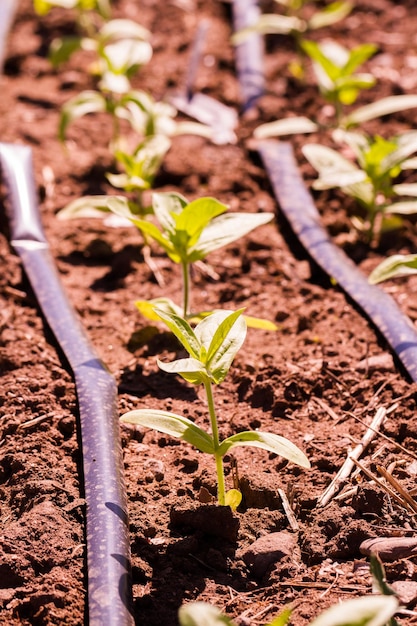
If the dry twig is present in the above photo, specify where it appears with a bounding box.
[317,406,388,507]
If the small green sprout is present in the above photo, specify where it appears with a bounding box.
[253,39,417,139]
[120,308,309,507]
[232,0,352,79]
[302,129,417,243]
[301,39,377,122]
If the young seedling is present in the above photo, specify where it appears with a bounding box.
[120,308,310,507]
[302,129,417,243]
[232,0,353,79]
[253,39,417,139]
[57,191,276,325]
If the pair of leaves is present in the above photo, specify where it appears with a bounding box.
[120,407,310,468]
[302,130,417,217]
[154,308,247,385]
[126,192,274,265]
[232,1,352,44]
[302,39,377,106]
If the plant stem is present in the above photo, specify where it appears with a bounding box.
[182,260,190,318]
[204,379,226,506]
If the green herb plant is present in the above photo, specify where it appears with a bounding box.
[232,0,353,79]
[120,307,310,508]
[302,128,417,244]
[254,39,417,139]
[58,191,276,327]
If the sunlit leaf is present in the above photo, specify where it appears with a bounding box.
[178,601,234,626]
[254,117,319,139]
[308,1,352,30]
[157,357,208,385]
[342,94,417,128]
[369,253,417,284]
[59,90,107,141]
[191,212,274,260]
[120,409,214,454]
[218,431,310,468]
[309,595,398,626]
[154,308,200,359]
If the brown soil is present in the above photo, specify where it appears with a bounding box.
[2,1,417,624]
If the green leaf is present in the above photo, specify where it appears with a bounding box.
[59,91,107,141]
[154,308,201,359]
[135,298,182,321]
[99,19,151,43]
[231,14,305,45]
[120,409,214,454]
[392,182,417,196]
[173,198,228,249]
[195,310,247,383]
[218,431,310,468]
[342,43,378,75]
[157,357,208,385]
[266,606,292,626]
[308,1,352,30]
[254,117,319,139]
[369,254,417,284]
[191,212,274,261]
[342,95,417,128]
[243,315,278,330]
[309,595,398,626]
[178,602,235,626]
[49,36,83,67]
[385,200,417,215]
[56,195,130,220]
[152,192,188,234]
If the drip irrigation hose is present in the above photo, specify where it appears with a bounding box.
[231,0,264,112]
[0,143,134,626]
[0,0,17,72]
[258,139,417,383]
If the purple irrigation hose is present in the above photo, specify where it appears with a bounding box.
[231,0,265,112]
[258,139,417,383]
[0,143,134,626]
[0,0,16,72]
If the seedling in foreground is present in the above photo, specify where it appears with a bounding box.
[302,129,417,243]
[120,308,309,507]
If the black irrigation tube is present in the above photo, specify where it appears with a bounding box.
[0,142,134,625]
[230,3,417,382]
[258,139,417,384]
